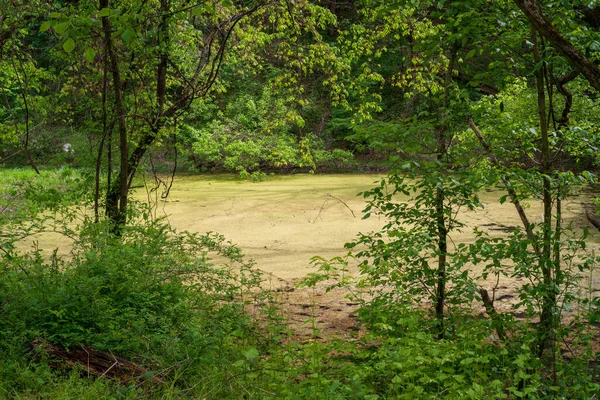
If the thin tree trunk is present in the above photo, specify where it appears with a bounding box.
[467,116,541,255]
[1,55,40,174]
[95,48,110,223]
[101,0,128,232]
[105,120,113,217]
[532,22,556,359]
[434,170,447,339]
[125,0,169,192]
[15,58,39,175]
[434,46,457,339]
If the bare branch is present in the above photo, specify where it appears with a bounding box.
[467,115,540,255]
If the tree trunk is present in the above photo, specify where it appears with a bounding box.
[101,0,128,233]
[434,172,447,339]
[95,49,111,223]
[514,0,600,92]
[433,46,457,339]
[467,116,541,255]
[532,22,556,359]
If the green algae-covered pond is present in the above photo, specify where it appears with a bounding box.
[9,171,600,301]
[7,171,600,337]
[134,173,600,299]
[136,174,387,284]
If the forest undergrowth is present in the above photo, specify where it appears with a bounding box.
[0,168,599,399]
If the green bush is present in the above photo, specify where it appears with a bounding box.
[0,167,94,225]
[0,214,270,398]
[178,87,355,177]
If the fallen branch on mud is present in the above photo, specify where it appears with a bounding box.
[584,204,600,232]
[312,194,356,223]
[31,339,163,385]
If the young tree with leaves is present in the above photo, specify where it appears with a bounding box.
[43,0,344,232]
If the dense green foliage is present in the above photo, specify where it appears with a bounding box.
[180,89,354,177]
[0,200,272,398]
[1,0,600,398]
[1,196,597,398]
[0,168,91,225]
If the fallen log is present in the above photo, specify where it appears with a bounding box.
[585,207,600,232]
[31,339,163,384]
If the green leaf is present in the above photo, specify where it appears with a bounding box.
[84,48,97,63]
[232,359,245,368]
[582,170,596,183]
[221,0,234,7]
[121,28,134,43]
[193,3,215,15]
[98,8,111,17]
[54,22,69,34]
[192,5,203,15]
[242,347,259,360]
[48,12,62,19]
[62,38,76,53]
[40,21,53,32]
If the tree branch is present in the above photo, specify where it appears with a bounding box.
[513,0,600,91]
[467,115,540,255]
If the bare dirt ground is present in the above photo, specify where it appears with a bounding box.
[143,174,600,339]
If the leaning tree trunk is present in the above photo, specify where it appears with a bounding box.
[513,0,600,91]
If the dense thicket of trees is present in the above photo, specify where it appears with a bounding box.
[1,0,600,398]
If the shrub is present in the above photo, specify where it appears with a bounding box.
[0,214,269,397]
